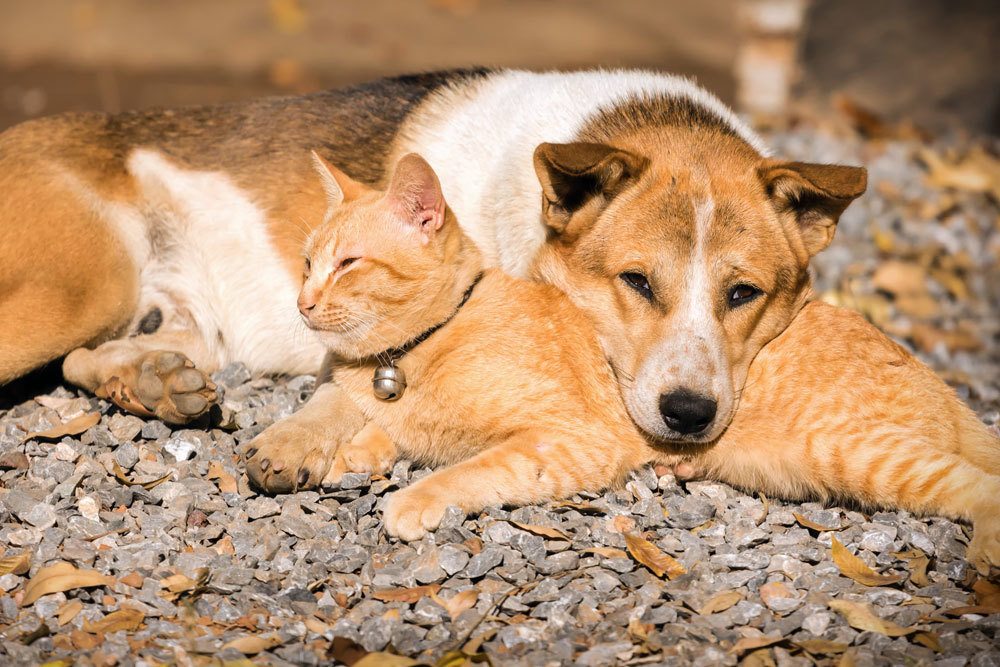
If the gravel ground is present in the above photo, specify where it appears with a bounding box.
[1,122,999,666]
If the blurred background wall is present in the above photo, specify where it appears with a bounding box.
[0,0,996,135]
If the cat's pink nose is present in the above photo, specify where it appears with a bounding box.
[297,293,317,318]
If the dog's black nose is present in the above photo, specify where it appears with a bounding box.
[659,389,717,435]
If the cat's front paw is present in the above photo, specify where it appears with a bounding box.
[383,485,456,541]
[968,516,1000,575]
[244,422,336,494]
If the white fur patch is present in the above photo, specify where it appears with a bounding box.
[399,69,767,277]
[627,193,733,442]
[125,149,325,375]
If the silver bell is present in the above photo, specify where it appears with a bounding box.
[373,365,406,401]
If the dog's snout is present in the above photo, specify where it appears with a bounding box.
[659,389,717,435]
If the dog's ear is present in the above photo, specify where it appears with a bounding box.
[533,142,648,233]
[311,150,365,206]
[759,160,867,257]
[386,153,447,242]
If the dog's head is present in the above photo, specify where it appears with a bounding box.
[532,134,866,443]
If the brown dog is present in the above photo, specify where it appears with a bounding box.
[0,69,863,447]
[245,153,1000,572]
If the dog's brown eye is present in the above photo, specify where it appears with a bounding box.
[729,283,762,307]
[620,272,653,300]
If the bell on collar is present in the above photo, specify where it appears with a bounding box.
[373,365,407,401]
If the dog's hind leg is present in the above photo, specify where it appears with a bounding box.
[0,154,140,385]
[63,329,219,424]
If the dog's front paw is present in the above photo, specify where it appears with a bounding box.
[968,517,1000,576]
[244,422,336,494]
[383,485,456,541]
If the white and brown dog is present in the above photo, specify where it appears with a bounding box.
[0,68,864,443]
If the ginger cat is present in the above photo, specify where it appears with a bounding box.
[245,153,1000,572]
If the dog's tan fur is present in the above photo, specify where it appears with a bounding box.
[246,154,1000,571]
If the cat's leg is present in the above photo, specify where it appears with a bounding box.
[383,430,631,541]
[325,422,398,484]
[244,382,367,493]
[63,330,218,424]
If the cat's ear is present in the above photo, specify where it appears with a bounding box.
[311,150,364,206]
[386,153,446,241]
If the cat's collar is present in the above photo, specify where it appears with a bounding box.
[370,272,484,401]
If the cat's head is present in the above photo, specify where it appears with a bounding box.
[299,152,468,357]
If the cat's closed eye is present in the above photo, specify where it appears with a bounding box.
[339,257,359,271]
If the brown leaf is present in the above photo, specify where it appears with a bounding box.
[435,649,490,667]
[26,413,100,441]
[82,608,144,633]
[793,512,841,532]
[793,639,848,655]
[120,572,145,589]
[729,634,784,655]
[974,578,1000,608]
[583,547,629,559]
[372,584,441,604]
[431,589,478,621]
[742,649,777,667]
[624,533,686,579]
[913,631,943,652]
[0,551,31,576]
[207,461,239,494]
[508,521,570,541]
[828,600,917,636]
[699,590,743,615]
[224,633,284,654]
[755,492,769,527]
[111,461,172,491]
[902,552,931,588]
[551,500,604,515]
[920,146,1000,200]
[22,562,114,606]
[352,654,419,667]
[0,451,30,470]
[56,599,83,626]
[328,636,367,665]
[939,604,1000,616]
[832,536,904,587]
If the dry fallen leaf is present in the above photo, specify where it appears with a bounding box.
[583,547,629,559]
[26,412,100,441]
[82,608,144,633]
[372,584,441,604]
[913,631,943,652]
[892,549,931,587]
[431,589,479,621]
[112,461,172,491]
[793,512,841,532]
[831,536,904,587]
[223,633,284,655]
[974,578,1000,608]
[352,654,419,667]
[828,600,917,636]
[699,590,743,615]
[22,562,114,606]
[920,146,1000,200]
[207,461,239,494]
[508,521,570,541]
[0,551,31,576]
[755,492,769,527]
[729,634,784,655]
[56,599,83,626]
[624,533,686,579]
[793,639,848,656]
